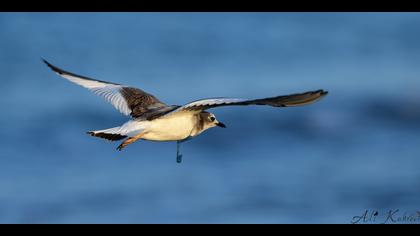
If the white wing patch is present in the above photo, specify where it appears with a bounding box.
[91,86,131,116]
[59,73,131,116]
[164,98,246,116]
[183,98,245,108]
[59,73,112,90]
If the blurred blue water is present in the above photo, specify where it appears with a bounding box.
[1,13,420,223]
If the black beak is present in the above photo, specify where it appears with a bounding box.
[216,122,226,128]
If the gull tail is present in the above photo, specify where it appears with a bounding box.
[87,127,127,141]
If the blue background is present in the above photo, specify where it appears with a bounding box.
[1,13,420,223]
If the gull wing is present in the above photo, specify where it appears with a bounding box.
[43,59,168,118]
[166,89,328,114]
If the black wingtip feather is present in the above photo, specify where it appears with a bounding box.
[42,59,123,86]
[41,58,65,75]
[311,89,328,97]
[41,58,52,68]
[312,89,328,95]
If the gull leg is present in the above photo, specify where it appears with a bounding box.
[176,137,192,164]
[176,140,183,163]
[117,132,145,151]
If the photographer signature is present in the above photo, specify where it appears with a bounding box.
[351,209,420,224]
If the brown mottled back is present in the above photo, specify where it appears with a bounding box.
[120,87,167,118]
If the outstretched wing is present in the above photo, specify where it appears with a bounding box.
[43,59,168,118]
[166,89,328,114]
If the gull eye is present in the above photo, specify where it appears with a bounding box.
[209,116,215,122]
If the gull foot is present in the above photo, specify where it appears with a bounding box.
[116,144,124,151]
[176,154,183,163]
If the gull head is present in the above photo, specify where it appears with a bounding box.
[200,112,226,130]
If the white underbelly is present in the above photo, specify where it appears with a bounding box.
[142,113,196,141]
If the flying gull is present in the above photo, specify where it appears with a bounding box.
[43,59,328,163]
